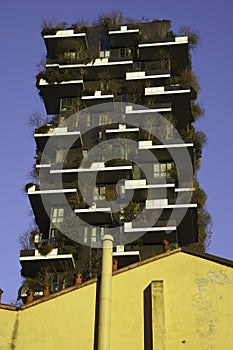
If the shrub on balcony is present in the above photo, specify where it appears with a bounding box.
[38,243,53,256]
[40,19,67,36]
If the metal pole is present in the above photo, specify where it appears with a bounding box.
[98,234,113,350]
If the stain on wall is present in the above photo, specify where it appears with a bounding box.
[193,270,232,348]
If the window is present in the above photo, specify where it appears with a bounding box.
[119,184,126,199]
[93,186,106,200]
[164,123,174,139]
[133,62,145,71]
[100,227,105,238]
[51,208,64,223]
[49,228,58,243]
[100,81,109,91]
[86,114,91,127]
[153,162,173,178]
[83,227,88,243]
[99,186,106,197]
[60,97,73,111]
[99,113,109,125]
[91,228,97,243]
[64,51,76,61]
[83,149,88,157]
[99,50,110,58]
[56,149,66,164]
[119,47,135,58]
[93,187,99,200]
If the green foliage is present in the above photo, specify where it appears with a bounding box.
[36,68,74,86]
[166,164,178,182]
[178,26,200,50]
[191,102,205,121]
[170,68,200,94]
[18,230,33,250]
[27,112,50,129]
[94,10,124,27]
[192,179,213,250]
[35,123,52,134]
[70,18,89,31]
[121,202,142,222]
[18,277,41,300]
[85,250,102,278]
[181,126,207,171]
[38,243,53,256]
[40,19,67,36]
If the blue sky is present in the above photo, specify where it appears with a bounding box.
[0,0,232,303]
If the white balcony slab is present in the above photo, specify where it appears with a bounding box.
[44,30,86,39]
[125,179,174,190]
[113,251,140,256]
[145,86,190,95]
[39,79,83,86]
[125,105,172,114]
[106,125,139,133]
[146,203,197,209]
[28,188,77,195]
[109,26,139,34]
[46,60,133,69]
[20,248,74,263]
[139,36,188,47]
[139,140,194,149]
[124,222,176,232]
[82,93,114,100]
[34,129,81,137]
[175,188,195,192]
[74,207,111,213]
[51,164,132,174]
[126,71,170,80]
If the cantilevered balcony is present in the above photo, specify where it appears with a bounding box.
[125,179,174,190]
[145,199,197,210]
[123,221,177,245]
[145,86,190,96]
[124,179,175,201]
[142,88,191,129]
[109,25,140,47]
[125,103,172,117]
[47,58,133,79]
[138,140,194,162]
[143,199,198,245]
[105,123,139,136]
[81,90,114,109]
[74,204,113,225]
[38,78,84,114]
[138,36,188,48]
[50,161,133,184]
[124,221,176,233]
[34,126,82,152]
[26,184,77,233]
[126,71,170,81]
[20,248,75,278]
[43,29,88,58]
[113,245,140,268]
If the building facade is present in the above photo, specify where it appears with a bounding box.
[3,250,233,349]
[19,19,203,296]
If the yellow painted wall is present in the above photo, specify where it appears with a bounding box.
[1,251,233,349]
[0,308,17,350]
[111,252,233,350]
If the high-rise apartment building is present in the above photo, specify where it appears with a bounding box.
[19,18,204,297]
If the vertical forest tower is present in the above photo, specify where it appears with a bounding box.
[20,18,206,296]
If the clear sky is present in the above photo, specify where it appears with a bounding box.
[0,0,232,303]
